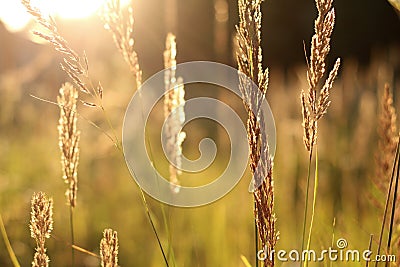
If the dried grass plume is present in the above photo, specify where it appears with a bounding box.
[236,0,277,266]
[21,0,107,109]
[58,83,80,208]
[21,0,91,96]
[100,228,119,267]
[163,33,186,193]
[301,0,341,152]
[30,192,53,267]
[376,83,398,182]
[102,0,142,89]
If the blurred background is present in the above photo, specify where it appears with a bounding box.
[0,0,400,266]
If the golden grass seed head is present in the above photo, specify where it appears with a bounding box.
[32,250,50,267]
[57,83,80,207]
[30,192,53,242]
[100,229,119,267]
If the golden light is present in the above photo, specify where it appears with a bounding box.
[0,1,31,32]
[0,0,130,32]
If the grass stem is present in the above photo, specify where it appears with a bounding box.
[366,234,373,267]
[161,206,176,266]
[330,218,336,267]
[300,147,314,267]
[386,136,400,265]
[254,200,258,267]
[137,85,174,267]
[0,213,20,267]
[139,189,170,267]
[69,206,75,267]
[305,148,319,267]
[375,136,400,267]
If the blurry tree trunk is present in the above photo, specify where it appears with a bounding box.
[213,0,229,63]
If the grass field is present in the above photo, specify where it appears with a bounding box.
[1,0,400,266]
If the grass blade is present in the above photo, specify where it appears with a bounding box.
[300,149,313,267]
[304,148,319,267]
[386,135,400,263]
[69,206,75,267]
[241,254,254,267]
[254,200,259,267]
[366,234,373,267]
[0,213,20,267]
[375,135,400,267]
[330,218,336,267]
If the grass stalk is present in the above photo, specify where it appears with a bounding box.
[161,206,176,266]
[22,1,172,265]
[366,234,373,267]
[137,81,173,266]
[305,149,319,267]
[0,213,20,267]
[141,157,172,266]
[300,147,314,267]
[100,105,123,151]
[375,135,400,267]
[134,90,172,267]
[254,203,258,267]
[241,254,254,267]
[69,206,75,267]
[102,3,174,265]
[300,1,340,266]
[236,1,277,266]
[71,244,99,258]
[386,136,400,264]
[145,131,175,267]
[254,200,258,267]
[330,218,336,267]
[139,189,170,267]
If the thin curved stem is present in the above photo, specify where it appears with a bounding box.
[0,213,20,267]
[300,146,314,267]
[255,200,259,267]
[69,206,75,267]
[305,148,319,267]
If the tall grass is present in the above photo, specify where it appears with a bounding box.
[20,0,171,265]
[102,2,173,265]
[163,32,185,193]
[57,82,80,265]
[375,84,398,200]
[236,0,277,266]
[299,0,340,266]
[374,84,400,267]
[0,0,399,266]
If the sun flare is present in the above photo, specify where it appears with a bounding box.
[0,0,130,32]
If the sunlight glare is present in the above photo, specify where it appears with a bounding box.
[0,1,31,32]
[0,0,130,32]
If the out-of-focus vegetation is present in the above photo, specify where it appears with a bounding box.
[0,0,400,266]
